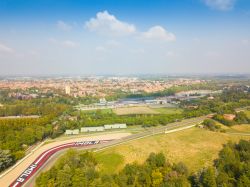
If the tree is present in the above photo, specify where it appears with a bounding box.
[201,167,217,187]
[215,140,250,187]
[235,112,249,124]
[174,162,189,176]
[146,152,166,168]
[0,149,14,172]
[238,175,250,187]
[202,119,221,131]
[151,169,163,187]
[71,168,87,187]
[56,164,72,187]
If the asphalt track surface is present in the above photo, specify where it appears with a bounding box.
[9,140,110,187]
[0,133,130,187]
[1,116,206,187]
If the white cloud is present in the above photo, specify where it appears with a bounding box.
[0,43,14,53]
[141,26,176,42]
[62,40,78,48]
[57,20,72,31]
[85,10,136,36]
[203,0,236,11]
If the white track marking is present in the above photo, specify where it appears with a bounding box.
[34,143,74,165]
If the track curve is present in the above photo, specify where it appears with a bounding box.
[9,140,111,187]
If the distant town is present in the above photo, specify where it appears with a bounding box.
[0,76,207,98]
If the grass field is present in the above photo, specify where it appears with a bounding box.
[231,124,250,132]
[113,106,159,115]
[113,106,182,115]
[203,119,250,133]
[95,127,250,173]
[151,107,183,114]
[95,152,124,174]
[81,109,113,114]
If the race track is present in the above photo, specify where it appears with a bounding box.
[9,140,111,187]
[0,133,130,187]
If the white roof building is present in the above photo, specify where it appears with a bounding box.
[104,124,127,129]
[65,129,79,135]
[81,126,105,132]
[72,129,79,134]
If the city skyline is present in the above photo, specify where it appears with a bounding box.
[0,0,250,75]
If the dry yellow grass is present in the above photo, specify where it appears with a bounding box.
[231,124,250,132]
[113,106,159,115]
[96,127,250,173]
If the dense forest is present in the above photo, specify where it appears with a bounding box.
[36,140,250,187]
[0,100,69,172]
[0,96,74,116]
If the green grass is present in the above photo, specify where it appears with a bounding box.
[151,107,183,114]
[95,152,124,174]
[213,120,230,130]
[244,110,250,118]
[95,127,250,173]
[113,106,158,115]
[81,109,113,114]
[113,106,183,115]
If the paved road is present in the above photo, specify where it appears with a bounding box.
[1,116,206,187]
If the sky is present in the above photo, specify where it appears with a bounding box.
[0,0,250,76]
